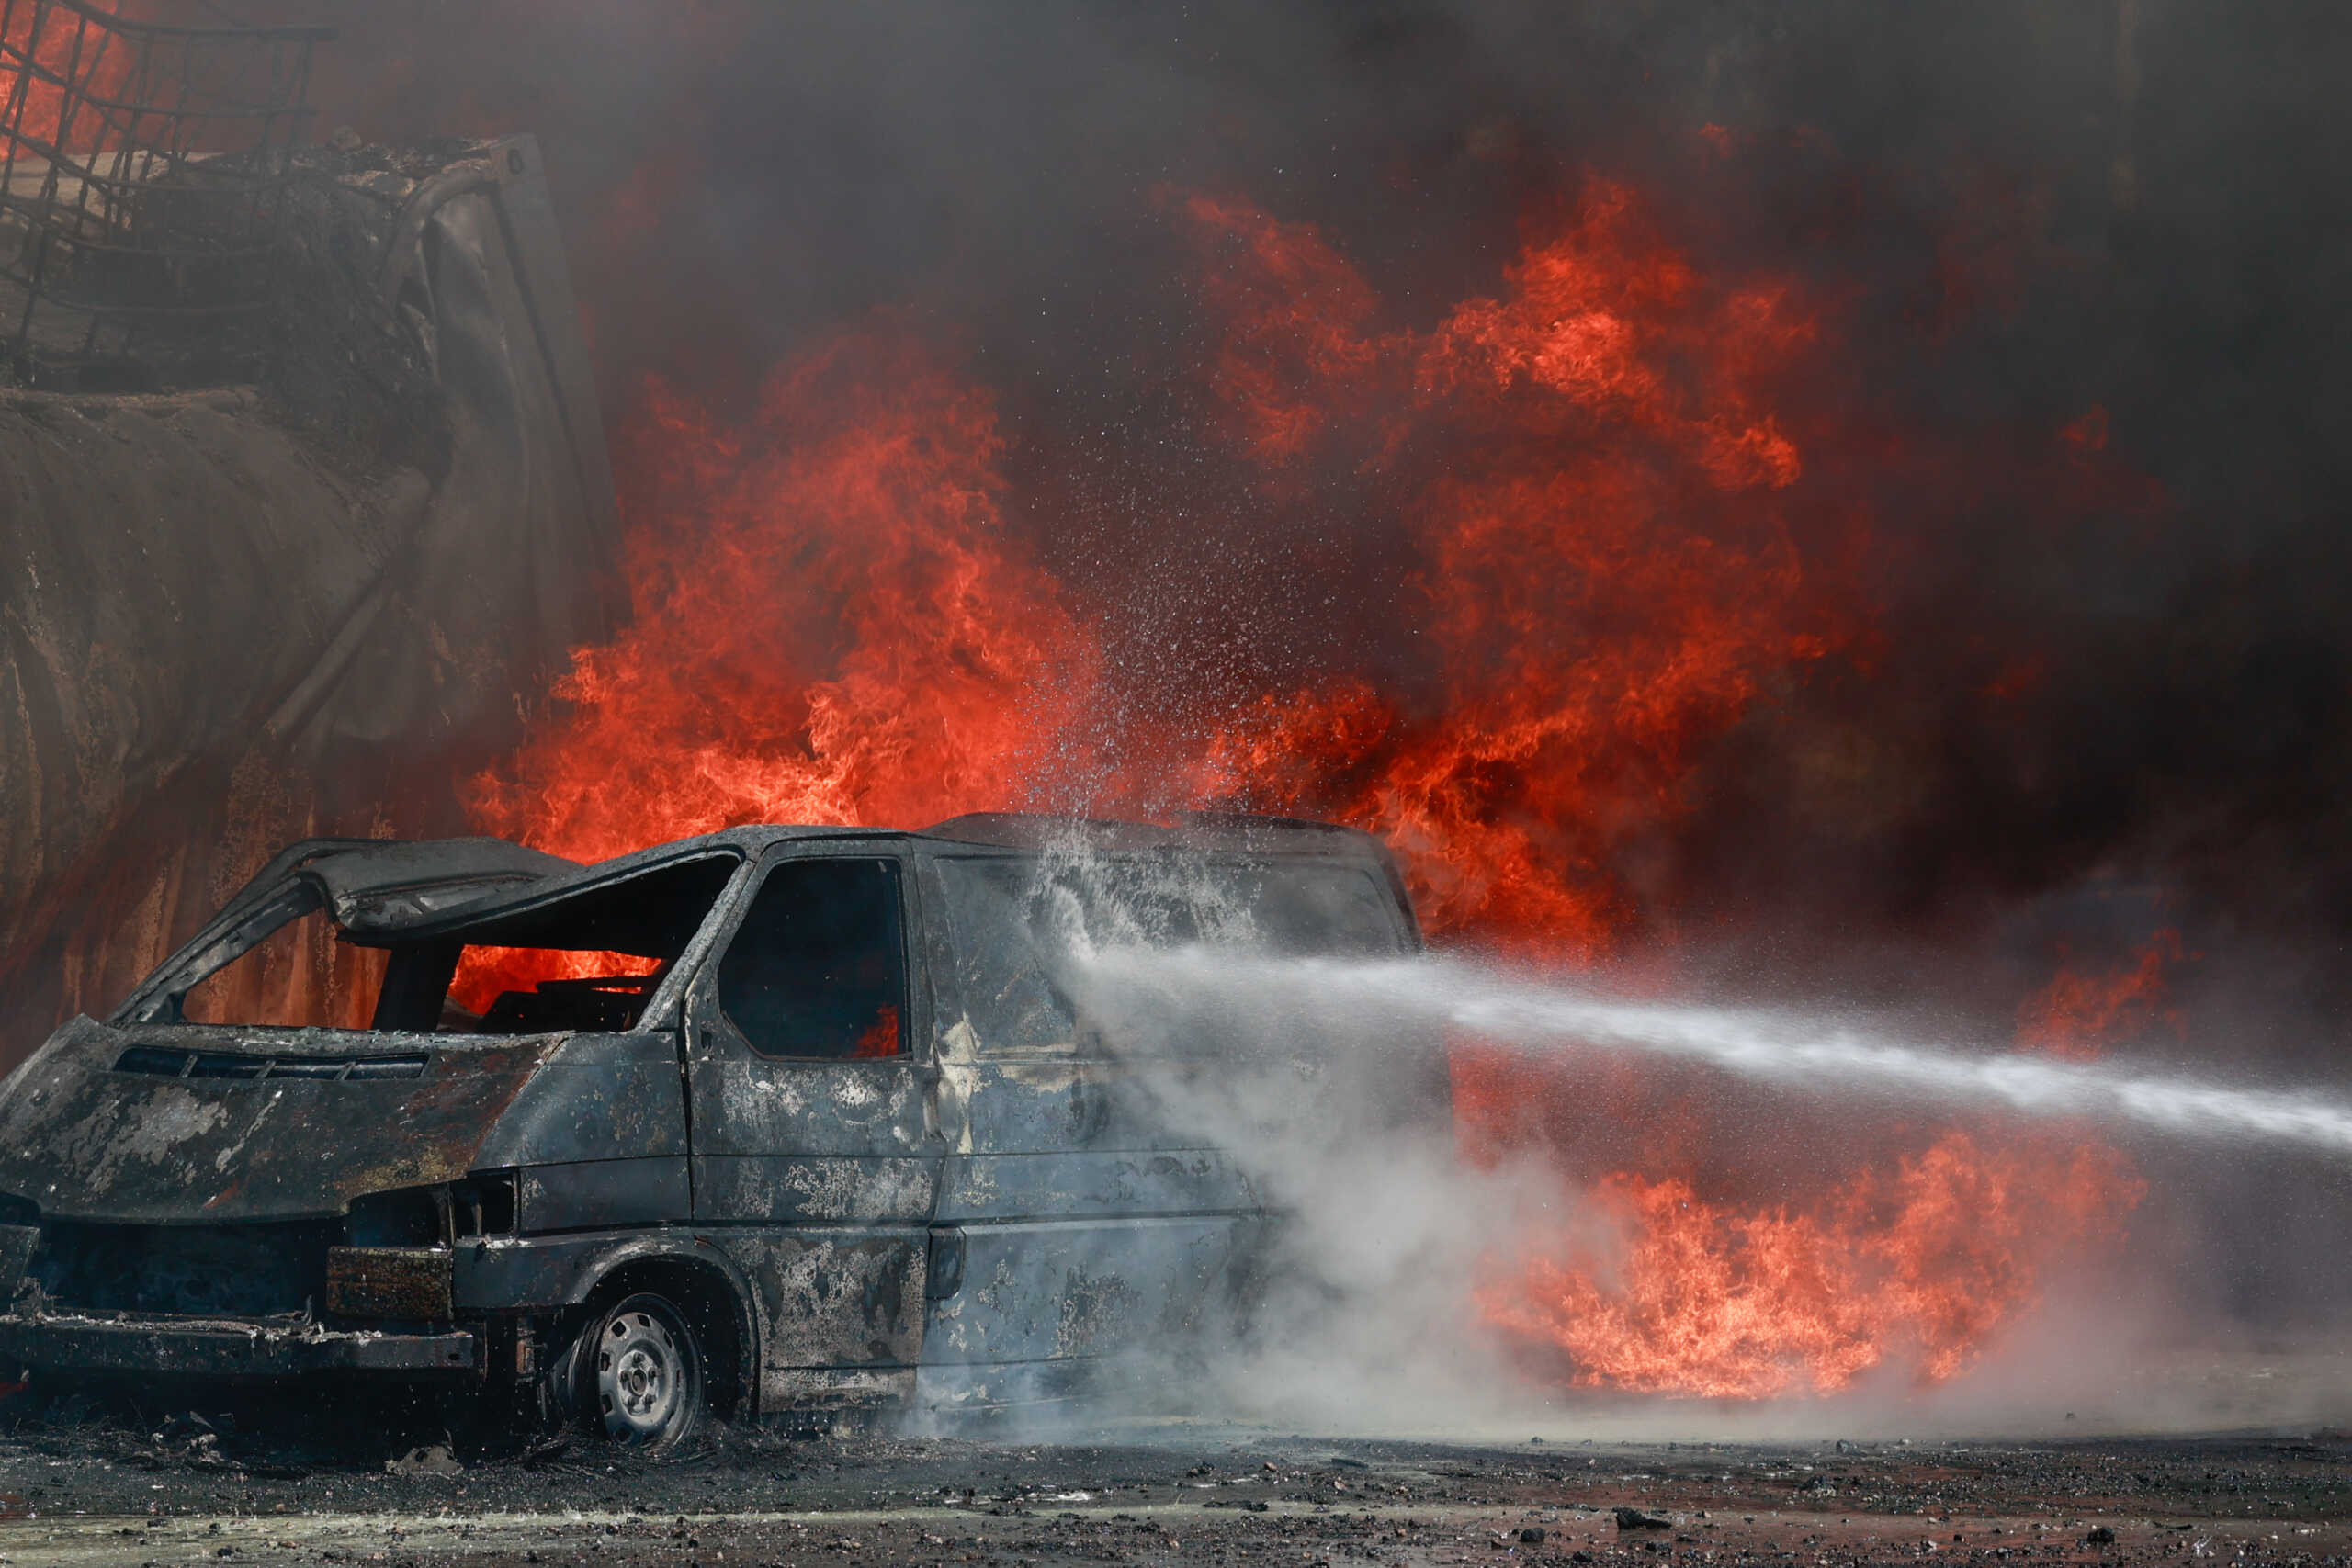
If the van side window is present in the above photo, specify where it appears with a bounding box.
[933,856,1408,1054]
[717,859,906,1059]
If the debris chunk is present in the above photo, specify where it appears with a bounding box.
[384,1445,461,1477]
[1613,1507,1671,1530]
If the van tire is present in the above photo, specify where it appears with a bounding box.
[564,1292,708,1450]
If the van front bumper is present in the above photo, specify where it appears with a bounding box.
[0,1312,477,1377]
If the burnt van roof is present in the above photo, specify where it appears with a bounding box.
[311,812,1389,945]
[503,811,1384,866]
[916,811,1382,852]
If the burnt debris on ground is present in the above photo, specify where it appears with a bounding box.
[0,1408,2348,1565]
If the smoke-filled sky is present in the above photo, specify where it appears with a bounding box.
[49,0,2311,1386]
[271,1,2352,1062]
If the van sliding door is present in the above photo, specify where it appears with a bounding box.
[915,852,1262,1415]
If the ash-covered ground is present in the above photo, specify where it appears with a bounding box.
[4,1360,2351,1568]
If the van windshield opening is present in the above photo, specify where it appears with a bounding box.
[417,854,741,1034]
[132,852,741,1036]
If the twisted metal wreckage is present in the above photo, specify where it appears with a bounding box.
[0,816,1427,1442]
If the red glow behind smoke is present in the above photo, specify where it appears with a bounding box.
[1,2,131,155]
[466,169,2152,1399]
[2018,929,2186,1062]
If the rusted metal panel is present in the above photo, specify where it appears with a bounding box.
[686,1054,932,1161]
[690,1156,934,1224]
[932,1148,1257,1224]
[470,1032,690,1168]
[111,839,580,1025]
[302,840,582,935]
[933,1053,1226,1162]
[0,1027,679,1229]
[452,1229,755,1314]
[711,1227,929,1371]
[324,1246,454,1319]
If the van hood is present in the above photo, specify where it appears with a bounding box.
[0,835,689,1224]
[0,1017,566,1224]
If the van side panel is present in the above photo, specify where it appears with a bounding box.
[915,851,1305,1413]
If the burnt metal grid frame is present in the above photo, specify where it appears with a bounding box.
[0,0,334,388]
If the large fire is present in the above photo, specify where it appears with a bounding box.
[467,168,2151,1400]
[1473,1133,2139,1399]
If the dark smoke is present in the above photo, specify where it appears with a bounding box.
[265,2,2352,1333]
[275,1,2351,971]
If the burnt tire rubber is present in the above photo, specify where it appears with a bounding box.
[576,1292,707,1450]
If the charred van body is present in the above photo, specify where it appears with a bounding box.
[0,814,1425,1445]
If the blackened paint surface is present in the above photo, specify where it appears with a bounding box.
[0,1020,551,1224]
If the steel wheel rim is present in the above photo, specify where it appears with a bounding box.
[595,1306,689,1444]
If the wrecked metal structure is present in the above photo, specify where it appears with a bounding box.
[0,3,621,1055]
[0,814,1422,1443]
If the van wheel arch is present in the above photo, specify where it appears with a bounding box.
[551,1254,757,1429]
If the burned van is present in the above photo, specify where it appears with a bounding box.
[0,814,1420,1445]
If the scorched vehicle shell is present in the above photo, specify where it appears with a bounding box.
[0,814,1427,1445]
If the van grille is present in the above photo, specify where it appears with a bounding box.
[113,1047,427,1081]
[35,1220,334,1316]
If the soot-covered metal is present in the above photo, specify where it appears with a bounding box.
[0,813,1427,1448]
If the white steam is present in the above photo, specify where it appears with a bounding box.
[1036,942,2352,1437]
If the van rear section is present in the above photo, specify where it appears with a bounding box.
[0,813,1430,1442]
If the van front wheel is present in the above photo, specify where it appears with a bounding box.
[577,1292,707,1450]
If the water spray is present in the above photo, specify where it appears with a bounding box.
[1077,949,2352,1158]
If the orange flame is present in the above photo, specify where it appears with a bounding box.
[1171,180,1840,953]
[447,947,658,1021]
[1476,1134,2142,1398]
[465,331,1096,861]
[469,169,2154,1399]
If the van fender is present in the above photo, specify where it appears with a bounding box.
[456,1229,766,1415]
